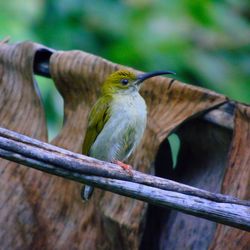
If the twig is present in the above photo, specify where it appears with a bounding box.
[0,127,245,205]
[0,127,249,231]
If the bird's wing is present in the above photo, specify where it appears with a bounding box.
[82,95,112,155]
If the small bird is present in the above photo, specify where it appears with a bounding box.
[81,69,175,200]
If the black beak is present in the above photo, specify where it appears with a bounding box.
[136,70,176,84]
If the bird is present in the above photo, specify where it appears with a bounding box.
[81,69,175,200]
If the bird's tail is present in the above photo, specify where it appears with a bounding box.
[81,185,94,201]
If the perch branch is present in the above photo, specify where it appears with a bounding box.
[0,127,249,231]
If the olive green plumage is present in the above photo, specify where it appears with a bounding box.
[82,95,112,156]
[81,69,175,200]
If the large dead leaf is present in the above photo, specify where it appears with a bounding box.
[209,104,250,250]
[0,41,48,249]
[0,41,249,250]
[49,50,226,250]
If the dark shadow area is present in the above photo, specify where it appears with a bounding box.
[140,117,233,250]
[140,138,175,250]
[33,48,53,78]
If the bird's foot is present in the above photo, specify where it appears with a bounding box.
[113,160,133,176]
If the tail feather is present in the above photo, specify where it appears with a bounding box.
[81,185,94,201]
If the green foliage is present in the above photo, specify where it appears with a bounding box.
[35,76,63,139]
[168,133,180,169]
[1,0,250,138]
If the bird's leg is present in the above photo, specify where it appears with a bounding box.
[113,160,133,176]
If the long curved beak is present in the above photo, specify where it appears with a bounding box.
[136,70,176,85]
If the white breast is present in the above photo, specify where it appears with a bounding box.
[112,92,147,124]
[90,92,147,161]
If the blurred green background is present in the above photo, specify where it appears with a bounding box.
[1,0,250,140]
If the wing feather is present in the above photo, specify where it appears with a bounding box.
[82,95,112,155]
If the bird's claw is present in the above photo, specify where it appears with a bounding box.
[113,160,133,176]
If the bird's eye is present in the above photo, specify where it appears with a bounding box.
[121,79,129,85]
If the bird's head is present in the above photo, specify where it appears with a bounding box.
[101,69,175,95]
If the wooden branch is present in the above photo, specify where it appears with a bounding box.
[0,127,249,231]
